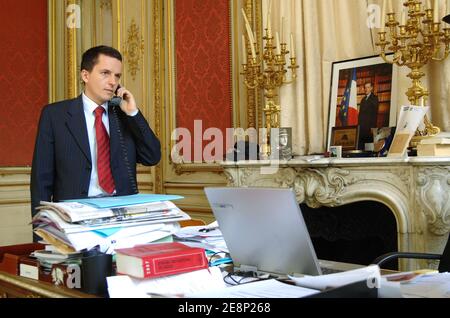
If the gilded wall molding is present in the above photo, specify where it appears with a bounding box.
[65,0,80,99]
[100,0,112,10]
[153,0,163,193]
[123,18,144,81]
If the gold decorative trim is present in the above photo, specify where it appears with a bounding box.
[123,19,144,81]
[153,0,163,193]
[0,168,31,175]
[164,183,224,189]
[48,0,57,103]
[175,206,213,214]
[255,0,263,130]
[0,199,30,205]
[65,0,79,99]
[244,0,257,128]
[173,163,224,175]
[167,0,176,162]
[116,0,121,50]
[0,181,30,187]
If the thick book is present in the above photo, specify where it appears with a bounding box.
[115,242,208,279]
[419,137,450,145]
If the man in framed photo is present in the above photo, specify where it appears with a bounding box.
[358,82,379,150]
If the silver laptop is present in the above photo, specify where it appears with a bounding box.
[204,187,322,277]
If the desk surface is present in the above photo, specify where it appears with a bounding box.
[0,261,396,298]
[0,270,96,298]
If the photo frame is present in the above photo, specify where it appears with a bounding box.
[331,126,359,151]
[327,54,398,151]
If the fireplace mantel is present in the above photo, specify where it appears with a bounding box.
[221,157,450,270]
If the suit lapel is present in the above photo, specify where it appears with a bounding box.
[66,95,92,163]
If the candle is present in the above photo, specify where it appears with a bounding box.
[387,0,393,13]
[241,8,251,29]
[427,0,432,9]
[447,0,450,14]
[246,25,256,58]
[276,32,281,55]
[242,35,247,64]
[281,17,285,43]
[290,33,296,58]
[401,8,406,25]
[267,0,272,37]
[434,0,439,22]
[241,9,256,58]
[381,0,386,31]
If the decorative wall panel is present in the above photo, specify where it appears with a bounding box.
[0,0,48,166]
[175,0,232,161]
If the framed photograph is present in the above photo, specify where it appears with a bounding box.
[331,126,359,151]
[327,54,398,151]
[329,145,342,158]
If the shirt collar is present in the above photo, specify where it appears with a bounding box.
[82,93,109,114]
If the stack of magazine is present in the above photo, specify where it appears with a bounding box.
[32,194,190,254]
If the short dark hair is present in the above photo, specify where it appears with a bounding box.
[80,45,122,72]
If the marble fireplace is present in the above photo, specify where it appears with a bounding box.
[221,157,450,271]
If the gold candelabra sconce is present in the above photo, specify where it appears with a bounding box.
[241,9,299,158]
[376,0,450,145]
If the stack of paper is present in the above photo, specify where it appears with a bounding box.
[174,222,228,252]
[107,267,226,298]
[33,194,190,254]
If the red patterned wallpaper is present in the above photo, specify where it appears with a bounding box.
[0,0,48,166]
[175,0,232,161]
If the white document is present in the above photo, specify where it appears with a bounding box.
[289,264,380,290]
[187,279,319,298]
[107,267,226,298]
[388,105,429,157]
[400,272,450,298]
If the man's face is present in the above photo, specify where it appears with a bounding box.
[81,54,122,105]
[364,83,373,95]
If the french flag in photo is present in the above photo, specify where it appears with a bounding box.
[339,68,359,126]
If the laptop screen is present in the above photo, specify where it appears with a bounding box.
[204,187,322,276]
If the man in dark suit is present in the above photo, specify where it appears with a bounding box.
[358,82,379,150]
[30,46,161,228]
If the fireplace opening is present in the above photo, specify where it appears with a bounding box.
[300,201,398,270]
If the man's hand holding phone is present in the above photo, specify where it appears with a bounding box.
[115,85,138,116]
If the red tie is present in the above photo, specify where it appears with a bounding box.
[94,106,115,194]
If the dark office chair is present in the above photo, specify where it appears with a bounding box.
[373,236,450,272]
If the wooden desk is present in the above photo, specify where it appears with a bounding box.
[0,270,97,298]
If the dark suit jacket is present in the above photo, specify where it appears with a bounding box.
[30,95,161,217]
[358,93,379,150]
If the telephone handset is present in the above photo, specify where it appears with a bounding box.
[110,85,122,108]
